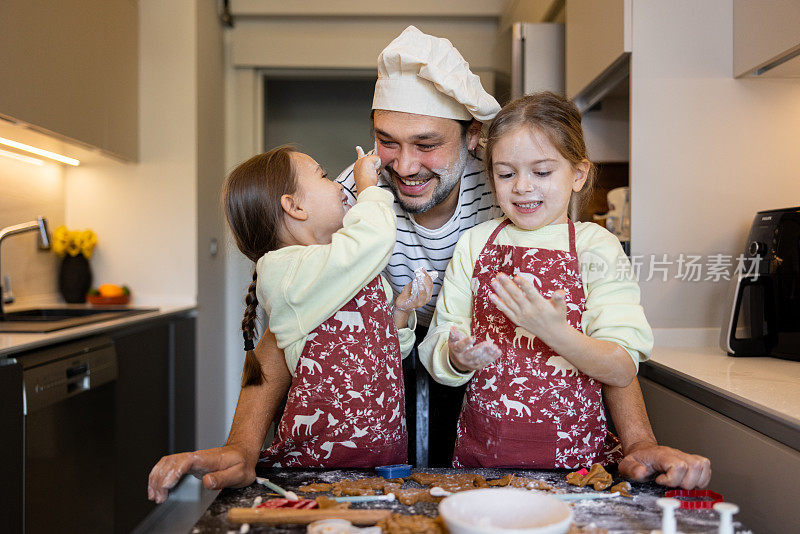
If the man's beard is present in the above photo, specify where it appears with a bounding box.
[380,141,469,214]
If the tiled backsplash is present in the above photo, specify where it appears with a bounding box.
[0,156,65,303]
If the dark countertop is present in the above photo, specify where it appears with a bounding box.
[0,303,196,357]
[191,467,748,533]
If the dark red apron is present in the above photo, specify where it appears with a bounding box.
[452,219,622,469]
[259,276,408,467]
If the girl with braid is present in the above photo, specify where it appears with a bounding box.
[222,145,434,467]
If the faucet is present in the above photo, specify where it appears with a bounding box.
[0,217,51,316]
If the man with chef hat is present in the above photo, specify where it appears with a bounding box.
[147,27,711,504]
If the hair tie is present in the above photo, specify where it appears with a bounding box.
[244,338,255,351]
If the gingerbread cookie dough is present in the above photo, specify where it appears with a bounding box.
[377,513,447,534]
[395,488,443,506]
[566,464,613,491]
[299,477,403,496]
[487,474,553,491]
[609,481,632,498]
[314,496,351,509]
[408,472,488,492]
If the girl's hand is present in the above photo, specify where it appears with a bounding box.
[448,327,502,373]
[393,268,437,329]
[353,145,381,194]
[489,273,570,342]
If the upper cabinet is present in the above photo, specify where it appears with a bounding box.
[565,0,631,105]
[0,0,139,161]
[734,0,800,78]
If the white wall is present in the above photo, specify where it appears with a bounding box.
[195,0,229,449]
[630,0,800,329]
[65,0,198,307]
[65,0,229,449]
[223,67,262,424]
[0,157,64,302]
[583,95,629,163]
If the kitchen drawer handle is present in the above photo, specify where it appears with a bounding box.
[66,363,88,379]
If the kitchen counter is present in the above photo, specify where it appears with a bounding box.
[0,303,196,357]
[640,346,800,451]
[190,467,748,533]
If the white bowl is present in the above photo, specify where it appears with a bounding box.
[438,488,572,534]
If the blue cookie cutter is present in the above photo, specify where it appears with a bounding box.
[376,464,412,478]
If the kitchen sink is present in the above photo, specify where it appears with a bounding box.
[0,307,159,333]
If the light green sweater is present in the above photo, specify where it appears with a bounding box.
[419,218,654,386]
[256,186,415,375]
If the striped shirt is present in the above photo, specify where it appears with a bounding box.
[335,147,499,326]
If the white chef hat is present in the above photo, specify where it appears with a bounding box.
[373,26,500,122]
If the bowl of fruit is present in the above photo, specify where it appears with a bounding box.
[87,284,131,305]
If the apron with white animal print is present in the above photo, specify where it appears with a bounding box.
[452,218,623,469]
[259,276,407,467]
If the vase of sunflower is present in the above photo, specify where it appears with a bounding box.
[52,226,98,303]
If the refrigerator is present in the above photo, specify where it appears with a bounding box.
[511,22,565,101]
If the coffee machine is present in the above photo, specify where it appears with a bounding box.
[720,207,800,361]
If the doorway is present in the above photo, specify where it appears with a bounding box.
[263,72,377,178]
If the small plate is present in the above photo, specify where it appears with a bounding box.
[439,488,572,534]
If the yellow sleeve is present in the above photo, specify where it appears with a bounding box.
[418,230,478,386]
[258,186,396,373]
[578,224,655,370]
[382,275,416,359]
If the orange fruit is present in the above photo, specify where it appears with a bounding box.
[98,284,125,298]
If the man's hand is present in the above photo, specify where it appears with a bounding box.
[147,445,255,504]
[618,441,712,489]
[353,145,381,194]
[448,327,502,373]
[394,268,437,328]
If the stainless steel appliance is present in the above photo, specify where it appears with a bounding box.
[23,337,118,533]
[720,207,800,360]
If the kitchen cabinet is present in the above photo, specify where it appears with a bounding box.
[0,0,139,161]
[113,322,170,534]
[112,314,197,533]
[640,376,800,533]
[565,0,631,104]
[0,358,23,534]
[172,315,197,454]
[0,312,195,534]
[733,0,800,77]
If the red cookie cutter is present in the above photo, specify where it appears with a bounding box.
[257,498,318,509]
[664,489,724,509]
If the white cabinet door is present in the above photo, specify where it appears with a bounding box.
[565,0,631,99]
[640,377,800,532]
[734,0,800,78]
[0,0,138,161]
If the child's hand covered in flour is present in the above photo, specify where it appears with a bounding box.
[393,268,437,329]
[448,327,502,373]
[488,272,637,386]
[489,272,569,342]
[353,145,381,194]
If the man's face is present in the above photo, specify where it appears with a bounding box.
[373,110,475,214]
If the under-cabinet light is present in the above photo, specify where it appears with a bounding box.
[0,148,44,166]
[0,137,80,166]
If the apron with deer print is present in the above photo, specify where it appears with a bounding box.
[260,275,407,467]
[453,219,622,468]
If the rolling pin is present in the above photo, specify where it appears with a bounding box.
[227,507,391,525]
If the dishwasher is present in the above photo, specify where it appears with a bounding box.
[23,337,117,534]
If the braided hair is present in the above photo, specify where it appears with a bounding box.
[222,146,298,387]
